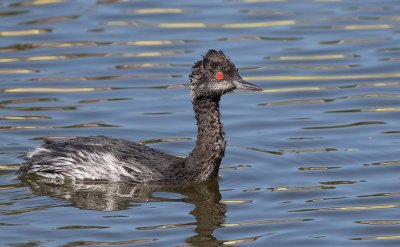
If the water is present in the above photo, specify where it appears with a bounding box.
[1,0,400,246]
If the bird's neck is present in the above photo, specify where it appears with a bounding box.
[184,96,226,182]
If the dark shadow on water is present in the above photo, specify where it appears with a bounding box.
[23,178,226,247]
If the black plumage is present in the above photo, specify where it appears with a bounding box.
[17,50,261,184]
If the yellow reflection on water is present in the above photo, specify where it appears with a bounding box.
[108,20,297,28]
[17,0,63,6]
[221,200,252,204]
[158,23,207,28]
[0,29,50,37]
[22,16,77,25]
[0,69,36,74]
[339,24,394,30]
[364,108,400,112]
[0,116,47,120]
[124,51,186,57]
[0,186,19,190]
[223,20,296,28]
[62,123,118,128]
[0,56,63,62]
[137,222,194,230]
[0,126,47,131]
[3,88,110,93]
[0,165,20,170]
[341,93,400,99]
[0,52,180,63]
[28,56,66,61]
[363,82,400,87]
[0,58,20,63]
[223,236,261,245]
[355,235,400,240]
[125,40,178,45]
[356,220,400,225]
[0,40,185,53]
[129,8,186,14]
[134,52,176,56]
[381,16,400,21]
[116,63,172,69]
[48,42,94,47]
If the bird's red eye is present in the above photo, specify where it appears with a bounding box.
[215,72,224,80]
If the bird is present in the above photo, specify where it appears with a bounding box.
[17,49,261,184]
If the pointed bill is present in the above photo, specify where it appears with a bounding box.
[233,78,262,91]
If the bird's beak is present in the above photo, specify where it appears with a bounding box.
[233,77,262,91]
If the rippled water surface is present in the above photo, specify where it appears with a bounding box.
[1,0,400,246]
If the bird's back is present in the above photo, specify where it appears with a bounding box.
[18,136,185,183]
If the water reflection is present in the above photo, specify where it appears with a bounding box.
[19,15,78,25]
[105,20,298,28]
[127,8,188,15]
[24,178,226,246]
[2,0,400,245]
[0,29,51,37]
[10,0,64,7]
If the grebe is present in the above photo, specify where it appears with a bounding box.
[17,50,261,184]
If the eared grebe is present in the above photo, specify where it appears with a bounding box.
[17,50,261,184]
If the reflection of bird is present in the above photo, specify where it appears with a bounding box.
[17,50,261,183]
[26,180,154,211]
[26,178,226,245]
